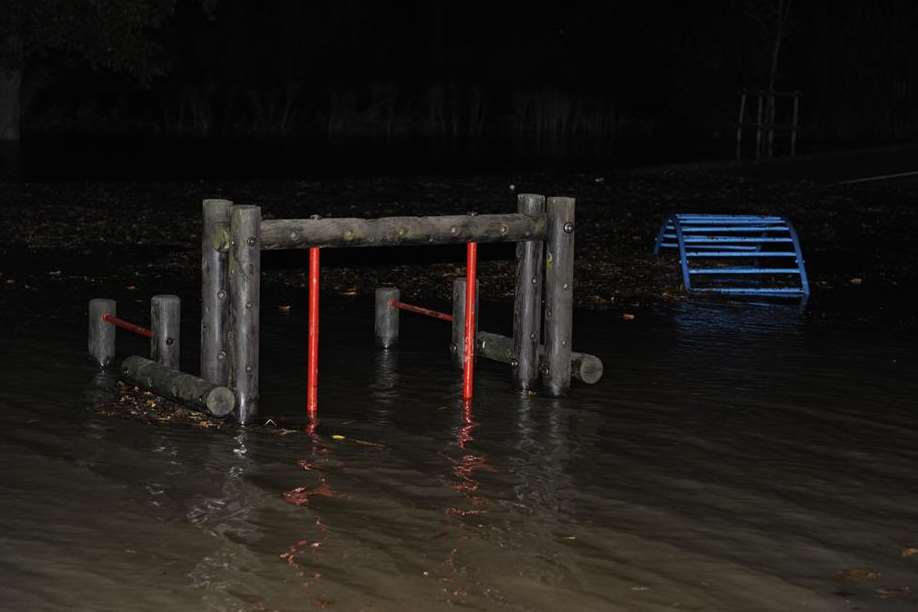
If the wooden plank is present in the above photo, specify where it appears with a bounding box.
[261,213,545,250]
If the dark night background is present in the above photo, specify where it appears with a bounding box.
[4,5,918,608]
[3,0,918,178]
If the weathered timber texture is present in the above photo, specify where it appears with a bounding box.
[261,213,545,250]
[512,194,545,391]
[375,287,399,349]
[120,355,235,417]
[201,199,232,385]
[151,294,180,369]
[476,331,603,385]
[229,205,261,424]
[451,278,478,369]
[89,298,117,367]
[543,197,575,397]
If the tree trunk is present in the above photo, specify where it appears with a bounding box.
[0,65,22,178]
[765,0,791,159]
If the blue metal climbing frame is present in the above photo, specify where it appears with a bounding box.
[654,214,810,297]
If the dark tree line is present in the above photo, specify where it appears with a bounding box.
[3,0,918,173]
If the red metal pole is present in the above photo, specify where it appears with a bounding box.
[307,247,320,419]
[462,242,477,401]
[101,313,154,338]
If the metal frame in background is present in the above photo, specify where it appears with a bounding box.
[654,213,810,297]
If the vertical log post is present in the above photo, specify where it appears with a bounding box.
[543,197,575,397]
[201,198,232,384]
[229,205,261,425]
[375,287,400,349]
[512,193,545,392]
[89,298,117,367]
[451,278,478,370]
[791,92,800,157]
[755,92,764,160]
[151,294,180,370]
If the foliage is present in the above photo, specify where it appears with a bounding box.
[0,0,191,83]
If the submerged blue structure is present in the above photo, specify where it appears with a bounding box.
[654,214,810,297]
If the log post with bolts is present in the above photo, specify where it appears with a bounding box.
[375,287,400,349]
[512,193,545,392]
[151,294,180,370]
[89,298,117,367]
[201,199,232,385]
[543,197,575,397]
[229,205,261,425]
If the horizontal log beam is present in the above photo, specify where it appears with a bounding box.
[260,213,546,250]
[120,355,235,417]
[476,331,603,385]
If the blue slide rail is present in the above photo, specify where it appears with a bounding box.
[654,214,810,297]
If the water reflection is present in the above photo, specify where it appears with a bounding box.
[185,430,260,607]
[280,424,334,587]
[84,369,118,405]
[368,349,399,427]
[447,399,490,518]
[6,299,918,610]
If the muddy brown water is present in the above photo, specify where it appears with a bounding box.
[2,293,917,611]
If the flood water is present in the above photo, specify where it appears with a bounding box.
[2,293,917,611]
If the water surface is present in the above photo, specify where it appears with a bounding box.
[2,296,917,611]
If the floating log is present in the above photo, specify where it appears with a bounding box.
[543,197,575,397]
[120,356,235,417]
[476,331,603,385]
[512,194,545,392]
[260,213,546,250]
[201,199,232,385]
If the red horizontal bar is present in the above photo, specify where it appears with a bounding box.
[392,300,453,322]
[101,313,153,338]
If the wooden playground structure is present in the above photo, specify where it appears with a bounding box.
[90,194,603,424]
